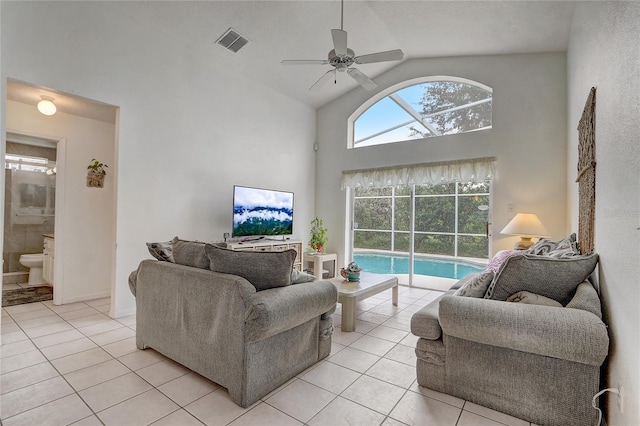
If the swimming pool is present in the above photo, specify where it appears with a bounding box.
[353,253,485,280]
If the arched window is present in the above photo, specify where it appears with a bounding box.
[350,76,492,148]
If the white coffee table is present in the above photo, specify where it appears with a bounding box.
[329,272,398,332]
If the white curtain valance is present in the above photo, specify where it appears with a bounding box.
[341,157,496,189]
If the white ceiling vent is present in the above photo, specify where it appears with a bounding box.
[216,28,249,53]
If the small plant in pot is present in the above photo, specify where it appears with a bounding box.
[309,217,328,253]
[340,261,363,282]
[87,158,108,188]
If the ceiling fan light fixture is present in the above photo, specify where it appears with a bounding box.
[37,96,57,116]
[282,0,403,91]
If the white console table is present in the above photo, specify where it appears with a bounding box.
[226,239,303,271]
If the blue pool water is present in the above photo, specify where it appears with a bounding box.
[353,253,485,280]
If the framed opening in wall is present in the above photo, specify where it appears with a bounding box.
[349,181,491,287]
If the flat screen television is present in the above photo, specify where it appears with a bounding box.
[232,185,294,238]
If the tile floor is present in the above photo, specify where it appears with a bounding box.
[1,286,537,426]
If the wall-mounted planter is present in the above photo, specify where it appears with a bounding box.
[86,158,107,188]
[86,171,105,188]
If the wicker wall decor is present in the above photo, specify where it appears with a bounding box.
[576,87,596,254]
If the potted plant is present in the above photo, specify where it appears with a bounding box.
[86,158,108,188]
[309,217,328,253]
[340,261,363,282]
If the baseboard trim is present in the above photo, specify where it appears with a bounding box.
[111,307,136,319]
[61,290,111,305]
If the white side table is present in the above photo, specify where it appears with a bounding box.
[305,253,338,279]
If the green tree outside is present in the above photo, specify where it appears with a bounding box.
[410,81,492,138]
[353,182,490,259]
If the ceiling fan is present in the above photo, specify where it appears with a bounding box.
[281,0,404,91]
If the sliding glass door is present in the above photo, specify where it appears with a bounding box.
[351,182,491,285]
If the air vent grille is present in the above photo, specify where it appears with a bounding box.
[216,28,249,53]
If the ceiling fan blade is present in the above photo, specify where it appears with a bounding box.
[331,29,348,56]
[309,69,336,91]
[355,49,404,65]
[281,59,329,65]
[347,68,377,91]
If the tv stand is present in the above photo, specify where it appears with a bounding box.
[240,236,265,242]
[226,239,303,271]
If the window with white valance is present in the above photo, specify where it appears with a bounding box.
[341,157,496,190]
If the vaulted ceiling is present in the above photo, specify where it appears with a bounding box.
[133,0,574,108]
[7,1,576,114]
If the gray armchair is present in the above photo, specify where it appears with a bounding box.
[411,259,609,426]
[131,259,337,407]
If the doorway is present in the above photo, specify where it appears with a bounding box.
[2,132,63,307]
[4,79,117,309]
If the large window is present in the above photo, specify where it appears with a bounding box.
[353,182,491,259]
[351,77,492,148]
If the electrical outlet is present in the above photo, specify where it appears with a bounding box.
[617,384,624,413]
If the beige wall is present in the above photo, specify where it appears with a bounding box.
[316,52,568,266]
[6,100,116,304]
[568,3,640,424]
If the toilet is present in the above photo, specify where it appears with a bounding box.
[19,253,45,286]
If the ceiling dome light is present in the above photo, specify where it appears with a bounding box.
[37,96,57,116]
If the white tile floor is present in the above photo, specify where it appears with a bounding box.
[1,286,537,426]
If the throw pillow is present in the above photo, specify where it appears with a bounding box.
[291,268,317,284]
[546,233,580,258]
[172,237,210,269]
[146,240,175,262]
[525,238,557,256]
[205,244,296,291]
[484,252,599,305]
[507,291,562,307]
[453,271,494,298]
[485,250,519,274]
[526,233,579,258]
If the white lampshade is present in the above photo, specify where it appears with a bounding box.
[37,96,57,116]
[501,213,550,249]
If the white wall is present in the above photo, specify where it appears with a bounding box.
[568,3,640,424]
[1,1,317,317]
[6,100,116,304]
[316,53,568,266]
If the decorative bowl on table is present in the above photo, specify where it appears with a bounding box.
[340,262,363,282]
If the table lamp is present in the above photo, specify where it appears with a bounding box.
[500,213,550,250]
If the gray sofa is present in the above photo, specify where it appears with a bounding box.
[411,252,609,426]
[129,256,337,408]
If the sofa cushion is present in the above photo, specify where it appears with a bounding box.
[507,291,562,307]
[146,239,175,262]
[484,252,599,305]
[291,268,316,284]
[526,233,579,258]
[172,237,210,269]
[453,271,494,298]
[205,245,296,291]
[484,249,519,273]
